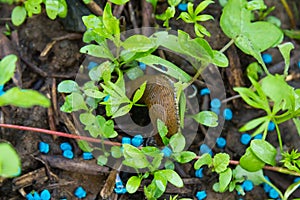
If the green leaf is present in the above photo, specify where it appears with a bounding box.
[195,0,214,15]
[190,111,218,127]
[103,3,120,36]
[132,81,147,103]
[111,146,122,158]
[89,61,114,81]
[80,43,114,60]
[112,104,132,118]
[97,155,108,166]
[24,0,42,17]
[45,0,59,20]
[246,62,263,80]
[154,172,167,192]
[57,80,79,93]
[246,0,267,11]
[60,92,88,113]
[160,169,183,187]
[240,147,265,172]
[0,54,18,85]
[11,6,27,26]
[219,168,232,192]
[77,140,93,152]
[157,119,169,144]
[109,0,129,5]
[250,140,276,166]
[123,144,150,168]
[57,0,67,18]
[126,176,142,193]
[239,116,267,132]
[278,42,294,76]
[233,87,266,109]
[0,142,21,178]
[126,67,144,80]
[0,87,50,108]
[234,165,264,185]
[173,151,196,163]
[169,133,185,153]
[283,179,300,199]
[84,89,106,99]
[194,153,212,169]
[213,153,230,173]
[179,91,186,128]
[79,112,96,125]
[122,35,157,52]
[212,50,229,67]
[168,0,181,7]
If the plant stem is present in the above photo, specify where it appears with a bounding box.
[275,121,283,153]
[220,39,234,53]
[0,123,121,146]
[280,0,296,29]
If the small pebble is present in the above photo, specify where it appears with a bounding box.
[210,98,221,108]
[200,88,210,96]
[87,61,98,70]
[195,168,204,178]
[196,190,207,200]
[223,108,233,120]
[132,135,143,147]
[240,133,251,145]
[82,152,93,160]
[216,137,226,148]
[74,186,86,199]
[210,107,220,115]
[253,133,263,140]
[199,144,213,156]
[39,142,50,154]
[40,189,51,200]
[63,149,74,159]
[268,121,275,131]
[114,187,127,194]
[162,146,172,157]
[0,85,4,96]
[262,53,272,64]
[60,142,72,151]
[242,180,254,192]
[268,188,279,199]
[138,62,146,70]
[122,137,131,145]
[178,3,188,12]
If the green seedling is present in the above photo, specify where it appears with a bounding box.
[0,142,21,178]
[177,0,214,37]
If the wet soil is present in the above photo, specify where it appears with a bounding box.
[0,1,300,199]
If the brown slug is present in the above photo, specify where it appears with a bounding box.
[127,75,180,146]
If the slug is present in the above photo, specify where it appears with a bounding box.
[127,75,180,146]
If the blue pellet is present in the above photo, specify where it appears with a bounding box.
[240,133,251,145]
[63,150,74,159]
[39,142,50,154]
[82,152,93,160]
[253,133,263,140]
[60,142,72,151]
[87,61,98,70]
[242,180,254,192]
[33,191,40,200]
[199,144,213,156]
[0,85,4,96]
[210,107,220,115]
[298,61,300,69]
[115,174,124,189]
[103,95,110,102]
[114,187,127,194]
[210,98,221,108]
[26,193,34,200]
[200,88,210,96]
[293,177,300,183]
[268,121,275,131]
[196,190,207,200]
[132,135,143,147]
[269,188,279,199]
[223,108,233,120]
[216,137,226,148]
[263,176,272,193]
[195,168,204,178]
[178,3,188,12]
[138,62,146,70]
[40,189,51,200]
[122,137,131,145]
[162,147,172,157]
[262,53,272,64]
[74,186,86,199]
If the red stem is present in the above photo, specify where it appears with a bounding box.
[0,123,121,146]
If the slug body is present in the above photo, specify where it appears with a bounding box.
[127,75,180,145]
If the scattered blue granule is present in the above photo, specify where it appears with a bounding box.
[210,98,221,108]
[60,142,72,151]
[132,134,143,147]
[195,168,204,178]
[39,142,50,154]
[223,108,233,120]
[178,3,188,12]
[82,152,93,160]
[138,62,146,70]
[196,190,207,200]
[242,180,254,192]
[63,149,74,159]
[40,189,51,200]
[216,137,226,148]
[74,186,86,199]
[162,146,172,157]
[240,133,251,145]
[122,137,131,145]
[268,121,275,131]
[0,85,4,96]
[262,53,272,64]
[87,61,99,70]
[200,88,210,96]
[253,133,263,140]
[199,144,213,156]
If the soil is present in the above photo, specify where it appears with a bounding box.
[0,1,300,200]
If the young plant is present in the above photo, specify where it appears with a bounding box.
[0,142,21,178]
[177,0,214,37]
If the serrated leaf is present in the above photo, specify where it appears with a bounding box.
[213,153,230,173]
